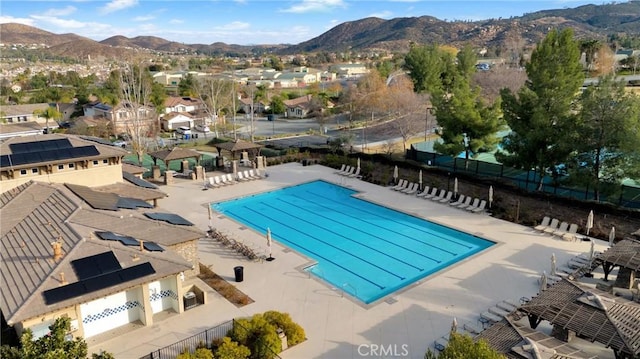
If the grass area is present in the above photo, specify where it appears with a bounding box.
[198,263,254,307]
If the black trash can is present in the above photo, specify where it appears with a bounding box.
[234,266,244,282]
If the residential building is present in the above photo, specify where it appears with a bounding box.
[1,103,53,125]
[163,96,204,114]
[329,63,369,79]
[83,101,156,134]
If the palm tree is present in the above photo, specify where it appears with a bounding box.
[34,105,62,133]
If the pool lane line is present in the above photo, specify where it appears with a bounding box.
[301,189,474,250]
[284,192,462,255]
[274,197,440,266]
[224,206,394,287]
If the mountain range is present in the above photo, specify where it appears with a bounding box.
[2,1,640,59]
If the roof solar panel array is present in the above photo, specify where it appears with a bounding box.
[0,146,100,167]
[71,251,121,280]
[123,172,158,189]
[10,139,72,153]
[144,212,194,226]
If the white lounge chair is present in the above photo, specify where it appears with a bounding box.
[552,222,570,237]
[403,183,419,194]
[454,196,472,209]
[423,187,439,199]
[534,217,551,232]
[449,194,466,206]
[460,198,479,210]
[335,164,346,174]
[562,224,579,241]
[543,219,560,234]
[225,173,237,185]
[430,189,446,201]
[391,179,406,190]
[338,165,352,176]
[471,200,487,213]
[247,169,260,179]
[236,171,250,181]
[438,191,454,203]
[393,180,410,191]
[348,167,361,178]
[416,186,431,197]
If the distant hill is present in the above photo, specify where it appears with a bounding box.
[1,1,639,59]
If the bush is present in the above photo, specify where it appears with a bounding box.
[176,347,214,359]
[229,315,281,359]
[214,337,250,359]
[262,311,306,346]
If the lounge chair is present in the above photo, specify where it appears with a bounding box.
[534,217,551,232]
[393,180,410,192]
[454,196,472,209]
[343,166,356,176]
[434,335,449,352]
[225,173,237,185]
[460,198,479,210]
[402,183,419,194]
[463,322,482,335]
[236,171,250,181]
[430,189,446,201]
[552,222,570,237]
[438,191,454,203]
[562,224,579,241]
[543,219,560,234]
[338,165,352,176]
[335,164,346,174]
[416,186,431,197]
[424,187,440,199]
[348,167,361,178]
[496,300,518,312]
[488,306,510,318]
[479,311,502,327]
[470,200,487,213]
[449,194,466,206]
[391,179,407,190]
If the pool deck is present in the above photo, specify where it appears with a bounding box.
[90,162,612,359]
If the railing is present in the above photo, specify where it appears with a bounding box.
[140,320,234,359]
[341,282,358,299]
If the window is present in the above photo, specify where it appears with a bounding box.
[103,159,108,164]
[20,169,27,175]
[68,163,75,169]
[58,165,64,170]
[93,160,99,165]
[31,168,39,174]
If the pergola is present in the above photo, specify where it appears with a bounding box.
[519,279,640,359]
[213,139,262,160]
[598,238,640,282]
[476,316,596,358]
[148,147,202,169]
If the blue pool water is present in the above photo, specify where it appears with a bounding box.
[212,180,494,304]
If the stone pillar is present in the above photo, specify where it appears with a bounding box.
[140,283,154,326]
[195,165,204,180]
[180,160,190,174]
[152,165,161,180]
[232,160,238,177]
[164,170,175,185]
[255,156,264,169]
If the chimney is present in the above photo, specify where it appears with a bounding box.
[139,240,144,252]
[59,272,67,285]
[51,241,63,262]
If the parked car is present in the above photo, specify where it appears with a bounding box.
[112,140,127,148]
[195,124,210,133]
[176,126,192,135]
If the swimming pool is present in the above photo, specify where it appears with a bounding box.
[212,180,494,304]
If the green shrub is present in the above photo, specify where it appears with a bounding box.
[229,315,281,359]
[176,347,214,359]
[262,311,306,346]
[214,337,250,359]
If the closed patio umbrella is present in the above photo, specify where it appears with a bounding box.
[488,185,494,208]
[609,226,615,246]
[419,170,423,190]
[208,204,213,231]
[586,210,594,235]
[266,228,274,261]
[453,177,459,196]
[540,271,548,292]
[550,253,557,276]
[393,165,398,184]
[589,239,595,260]
[450,317,458,333]
[357,157,360,169]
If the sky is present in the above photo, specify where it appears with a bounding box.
[0,0,602,46]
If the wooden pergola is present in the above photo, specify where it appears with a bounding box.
[476,316,596,358]
[148,147,202,168]
[598,238,640,281]
[519,279,640,359]
[213,139,262,160]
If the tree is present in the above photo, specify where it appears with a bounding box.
[572,74,640,200]
[0,317,114,359]
[432,46,504,165]
[403,44,446,94]
[179,73,198,97]
[34,105,62,133]
[214,337,250,359]
[580,39,602,74]
[269,96,286,115]
[424,332,505,359]
[499,28,584,190]
[196,77,234,137]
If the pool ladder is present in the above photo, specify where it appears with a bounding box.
[341,282,357,298]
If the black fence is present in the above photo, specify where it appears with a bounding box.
[407,147,640,209]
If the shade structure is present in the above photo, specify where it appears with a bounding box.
[451,317,458,333]
[539,271,548,292]
[586,210,594,235]
[453,177,458,195]
[550,253,557,276]
[488,185,494,208]
[609,226,616,246]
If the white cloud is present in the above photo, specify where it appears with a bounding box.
[101,0,138,14]
[169,19,184,24]
[281,0,346,13]
[42,6,77,17]
[30,15,91,29]
[133,15,155,22]
[215,21,250,31]
[0,15,35,26]
[368,10,393,19]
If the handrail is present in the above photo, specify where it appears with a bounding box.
[341,282,357,298]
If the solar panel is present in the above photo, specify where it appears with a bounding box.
[95,231,121,241]
[117,197,154,209]
[143,242,165,252]
[123,172,158,189]
[43,262,156,305]
[80,136,113,146]
[119,237,139,246]
[10,139,72,154]
[1,146,100,167]
[144,212,194,226]
[71,251,121,280]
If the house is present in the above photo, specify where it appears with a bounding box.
[329,63,369,79]
[0,180,205,341]
[161,112,195,131]
[0,134,128,192]
[0,122,43,140]
[238,97,269,115]
[1,103,53,125]
[83,101,156,134]
[163,96,204,114]
[283,95,315,118]
[273,72,305,88]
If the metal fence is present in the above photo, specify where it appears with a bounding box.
[408,147,640,209]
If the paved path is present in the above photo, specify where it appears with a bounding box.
[90,163,611,359]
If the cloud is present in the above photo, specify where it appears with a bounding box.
[280,0,346,13]
[133,15,155,22]
[215,21,250,31]
[169,19,184,24]
[101,0,138,14]
[42,6,77,17]
[0,15,35,26]
[368,10,393,18]
[30,15,91,29]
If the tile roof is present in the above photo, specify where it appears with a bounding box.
[93,182,165,201]
[599,238,640,271]
[164,96,203,108]
[0,181,198,325]
[0,103,51,117]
